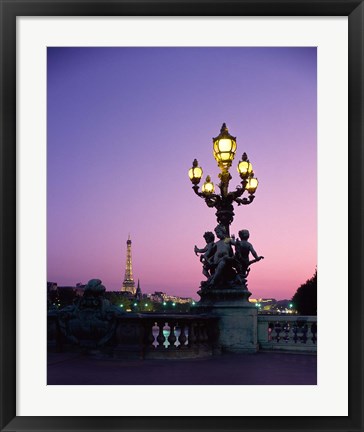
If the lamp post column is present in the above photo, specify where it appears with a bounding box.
[188,123,263,354]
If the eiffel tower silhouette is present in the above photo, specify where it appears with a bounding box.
[121,234,136,294]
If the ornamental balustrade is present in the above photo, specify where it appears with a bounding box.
[48,312,219,359]
[139,314,219,359]
[257,315,317,352]
[48,312,317,357]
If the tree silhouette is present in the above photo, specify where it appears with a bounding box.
[292,270,317,315]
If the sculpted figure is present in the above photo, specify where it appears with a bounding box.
[195,225,264,293]
[231,229,264,279]
[194,232,216,279]
[58,278,123,348]
[208,224,235,286]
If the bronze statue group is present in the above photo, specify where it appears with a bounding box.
[194,224,263,290]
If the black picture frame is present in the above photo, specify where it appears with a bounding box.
[1,1,363,431]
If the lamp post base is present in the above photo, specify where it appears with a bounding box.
[195,288,258,354]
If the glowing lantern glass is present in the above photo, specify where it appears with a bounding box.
[188,159,203,185]
[212,123,237,171]
[246,177,259,194]
[237,153,253,179]
[202,175,215,194]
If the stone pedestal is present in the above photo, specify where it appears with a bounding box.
[195,288,258,353]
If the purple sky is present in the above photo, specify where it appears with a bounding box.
[47,47,317,300]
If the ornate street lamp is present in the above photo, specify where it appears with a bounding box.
[212,123,237,172]
[188,159,203,185]
[188,123,259,235]
[201,175,215,194]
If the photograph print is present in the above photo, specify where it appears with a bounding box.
[47,47,317,385]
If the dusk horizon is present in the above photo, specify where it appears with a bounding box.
[47,46,317,300]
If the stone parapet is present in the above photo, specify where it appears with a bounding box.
[48,312,219,359]
[194,288,258,353]
[257,315,317,353]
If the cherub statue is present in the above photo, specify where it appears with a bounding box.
[194,231,216,279]
[231,229,264,280]
[208,224,235,286]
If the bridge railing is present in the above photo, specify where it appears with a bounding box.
[137,314,219,359]
[48,312,219,359]
[257,315,317,352]
[48,312,317,357]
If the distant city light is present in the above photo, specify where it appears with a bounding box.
[163,302,167,306]
[120,304,124,307]
[192,301,195,305]
[145,303,148,307]
[172,303,176,306]
[133,303,137,306]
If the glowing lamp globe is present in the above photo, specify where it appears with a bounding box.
[202,175,215,194]
[188,159,203,185]
[246,177,259,194]
[212,123,237,171]
[237,153,253,179]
